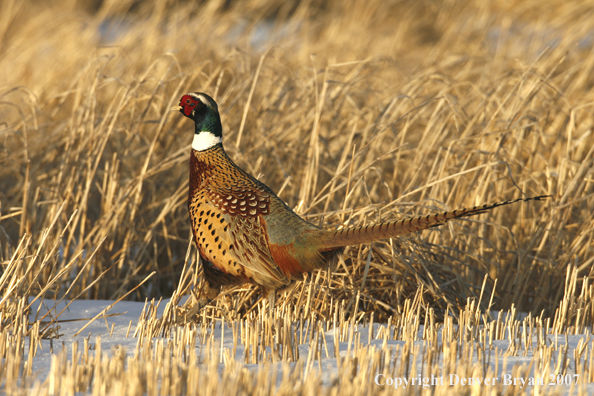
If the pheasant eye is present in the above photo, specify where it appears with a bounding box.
[186,99,192,104]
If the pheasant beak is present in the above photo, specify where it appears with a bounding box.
[170,105,183,113]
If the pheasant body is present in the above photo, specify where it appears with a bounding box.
[175,92,549,304]
[188,144,337,293]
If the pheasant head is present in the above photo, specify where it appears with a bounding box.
[176,92,223,151]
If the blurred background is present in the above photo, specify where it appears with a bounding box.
[1,0,593,321]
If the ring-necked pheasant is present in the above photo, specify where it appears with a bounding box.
[174,92,549,311]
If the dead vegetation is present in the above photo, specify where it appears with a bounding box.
[2,274,594,395]
[1,0,594,394]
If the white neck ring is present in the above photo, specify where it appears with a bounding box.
[192,132,222,151]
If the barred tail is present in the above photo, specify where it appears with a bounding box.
[316,196,550,250]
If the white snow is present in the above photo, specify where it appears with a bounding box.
[20,298,594,394]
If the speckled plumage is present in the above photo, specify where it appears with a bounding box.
[188,144,337,294]
[176,92,550,306]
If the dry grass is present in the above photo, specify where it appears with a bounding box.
[3,276,594,395]
[1,0,594,393]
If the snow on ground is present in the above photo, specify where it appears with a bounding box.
[24,298,594,395]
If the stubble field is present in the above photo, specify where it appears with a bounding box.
[1,0,594,394]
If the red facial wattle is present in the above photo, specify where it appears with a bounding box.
[180,95,199,116]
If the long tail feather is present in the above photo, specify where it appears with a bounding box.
[316,195,550,250]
